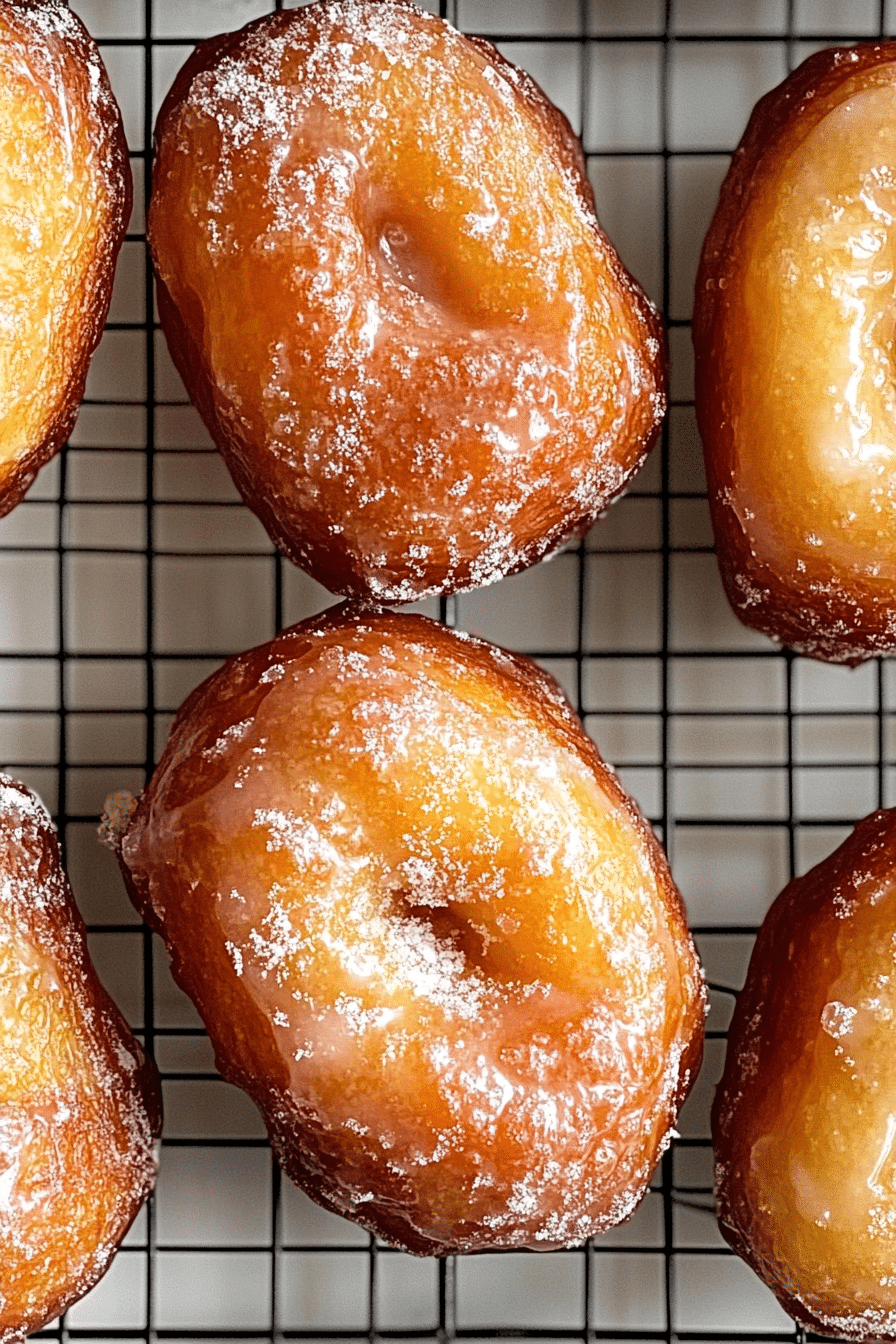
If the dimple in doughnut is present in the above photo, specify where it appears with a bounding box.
[714,808,896,1340]
[694,43,896,664]
[0,776,161,1344]
[0,0,131,516]
[112,604,705,1255]
[148,0,666,603]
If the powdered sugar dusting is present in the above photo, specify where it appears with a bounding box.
[795,1295,896,1340]
[697,59,896,664]
[821,998,857,1038]
[150,0,665,602]
[714,809,896,1334]
[0,773,159,1338]
[11,0,115,135]
[0,0,130,520]
[124,609,703,1253]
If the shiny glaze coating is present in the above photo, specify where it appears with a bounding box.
[694,44,896,664]
[117,606,704,1255]
[0,777,161,1344]
[714,809,896,1340]
[0,0,131,516]
[148,0,666,603]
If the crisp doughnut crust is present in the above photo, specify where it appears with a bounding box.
[148,0,666,603]
[116,606,704,1255]
[714,809,896,1340]
[694,43,896,665]
[0,776,161,1344]
[0,0,131,517]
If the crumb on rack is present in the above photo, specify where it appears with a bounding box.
[98,791,138,852]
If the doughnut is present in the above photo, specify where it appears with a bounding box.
[147,0,666,604]
[0,776,161,1342]
[111,604,705,1255]
[693,43,896,665]
[713,808,896,1340]
[0,0,131,517]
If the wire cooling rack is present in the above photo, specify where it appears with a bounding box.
[6,0,896,1339]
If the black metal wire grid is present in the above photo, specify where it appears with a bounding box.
[3,0,895,1340]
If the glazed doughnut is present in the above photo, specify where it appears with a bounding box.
[112,605,704,1255]
[0,0,131,517]
[693,43,896,665]
[0,776,161,1343]
[714,808,896,1340]
[148,0,666,603]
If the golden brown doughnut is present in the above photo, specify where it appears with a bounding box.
[113,605,704,1255]
[0,776,161,1342]
[0,0,131,517]
[714,808,896,1340]
[148,0,666,603]
[693,43,896,665]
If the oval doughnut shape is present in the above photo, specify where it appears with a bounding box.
[148,0,666,603]
[0,776,161,1343]
[114,605,705,1255]
[0,0,131,516]
[714,808,896,1340]
[693,43,896,664]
